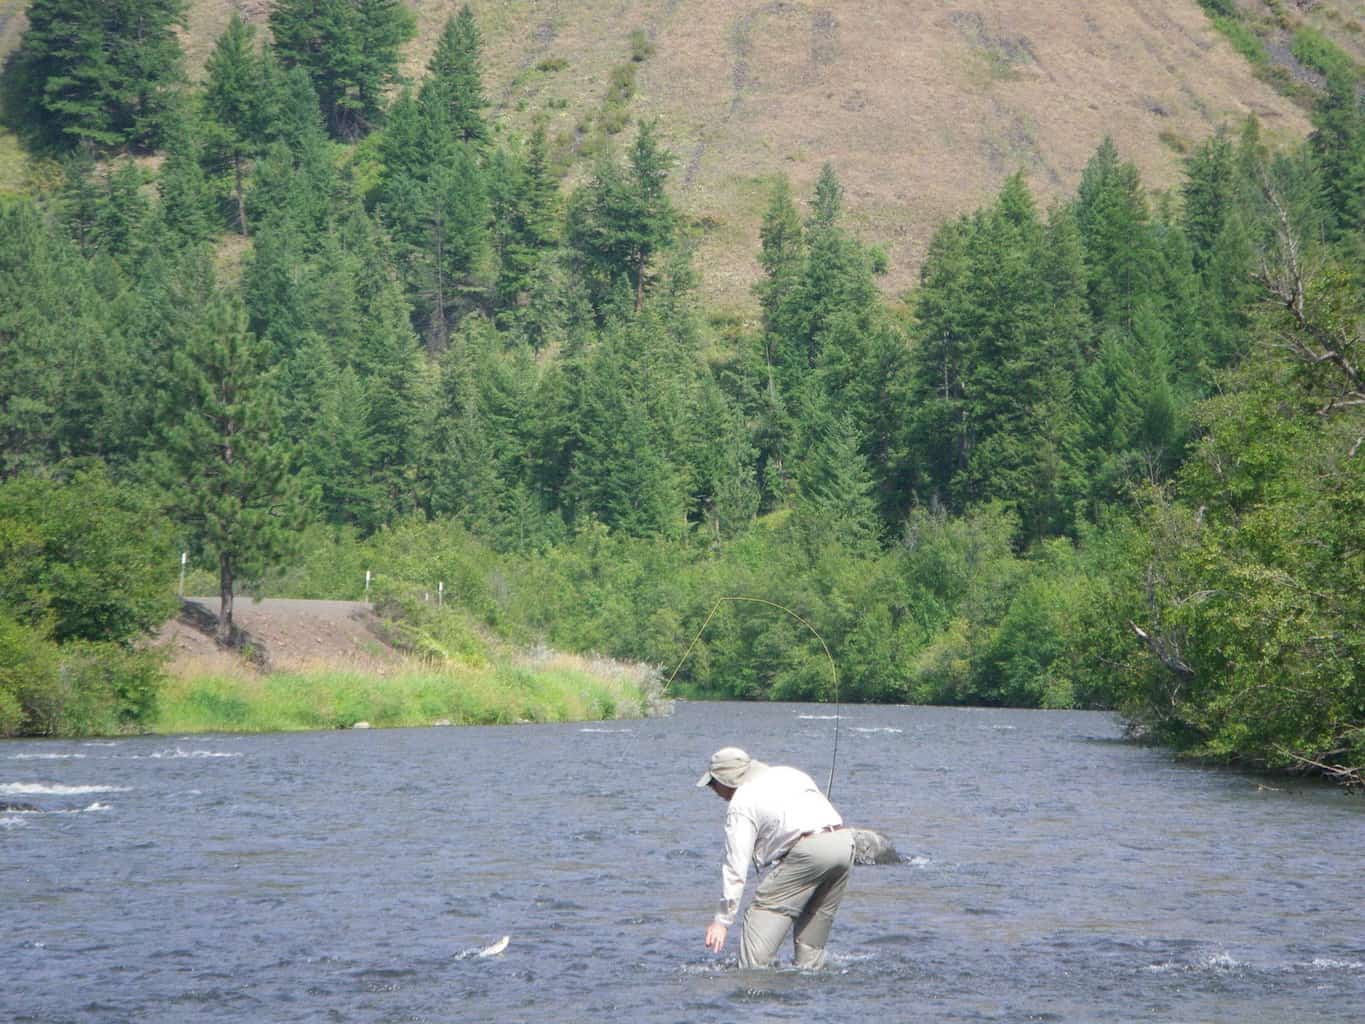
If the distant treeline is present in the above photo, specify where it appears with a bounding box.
[0,3,1361,784]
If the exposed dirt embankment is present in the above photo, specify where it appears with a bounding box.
[159,598,404,674]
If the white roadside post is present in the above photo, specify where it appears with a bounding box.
[179,551,188,599]
[365,569,371,605]
[438,581,444,608]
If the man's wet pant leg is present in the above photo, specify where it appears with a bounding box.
[738,830,853,968]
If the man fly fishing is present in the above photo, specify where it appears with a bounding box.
[698,746,853,968]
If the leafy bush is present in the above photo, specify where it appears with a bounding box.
[1291,27,1359,81]
[0,612,59,736]
[629,30,655,63]
[0,617,166,737]
[57,643,167,733]
[0,469,177,644]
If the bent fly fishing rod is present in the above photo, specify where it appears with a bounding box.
[664,596,842,800]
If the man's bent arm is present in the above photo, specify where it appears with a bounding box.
[715,809,756,926]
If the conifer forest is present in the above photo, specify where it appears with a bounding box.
[0,2,1361,783]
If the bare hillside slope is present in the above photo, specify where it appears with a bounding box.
[10,1,1323,306]
[198,1,1311,307]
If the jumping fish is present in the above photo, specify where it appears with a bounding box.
[455,934,510,960]
[476,935,510,958]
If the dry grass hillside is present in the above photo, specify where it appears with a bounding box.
[180,0,1318,310]
[5,1,1346,308]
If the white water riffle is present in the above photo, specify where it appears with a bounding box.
[1,782,130,795]
[4,703,1363,1024]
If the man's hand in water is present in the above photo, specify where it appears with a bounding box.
[704,922,728,953]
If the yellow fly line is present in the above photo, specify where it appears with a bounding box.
[664,596,842,799]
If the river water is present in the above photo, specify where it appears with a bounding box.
[4,702,1362,1023]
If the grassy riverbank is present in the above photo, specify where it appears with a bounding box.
[154,650,666,734]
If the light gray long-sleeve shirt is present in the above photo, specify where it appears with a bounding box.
[714,765,842,926]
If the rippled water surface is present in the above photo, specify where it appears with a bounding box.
[5,702,1363,1023]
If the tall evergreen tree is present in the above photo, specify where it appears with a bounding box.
[92,159,150,258]
[1074,137,1158,335]
[204,12,270,235]
[0,200,116,476]
[796,413,881,555]
[560,319,691,537]
[270,0,416,140]
[1309,71,1365,242]
[905,174,1085,539]
[380,140,490,351]
[491,126,562,318]
[158,292,305,642]
[753,164,909,519]
[6,0,188,150]
[566,121,678,314]
[420,5,488,146]
[428,326,505,533]
[156,102,216,247]
[755,176,804,332]
[377,63,493,350]
[1182,128,1239,272]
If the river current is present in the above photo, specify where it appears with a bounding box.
[4,702,1362,1023]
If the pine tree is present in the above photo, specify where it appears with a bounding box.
[492,126,562,317]
[312,362,388,528]
[1075,137,1158,334]
[204,12,269,235]
[808,161,842,232]
[158,292,305,642]
[54,145,102,255]
[755,176,804,331]
[752,164,908,520]
[566,121,677,314]
[428,323,505,532]
[157,102,215,247]
[561,323,688,537]
[0,200,109,475]
[382,142,489,351]
[1182,128,1239,273]
[356,278,428,523]
[903,216,974,502]
[270,0,416,141]
[93,159,150,257]
[904,174,1085,538]
[377,69,493,349]
[1309,71,1365,241]
[420,6,488,146]
[7,0,188,151]
[795,413,881,555]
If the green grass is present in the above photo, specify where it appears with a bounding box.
[153,655,658,733]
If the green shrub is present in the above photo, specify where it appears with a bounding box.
[0,686,22,735]
[0,613,59,736]
[0,469,177,644]
[629,29,655,63]
[0,608,166,737]
[1195,0,1239,17]
[57,642,166,733]
[1211,16,1269,69]
[605,63,636,109]
[1291,27,1359,81]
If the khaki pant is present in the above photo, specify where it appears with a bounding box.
[739,829,854,969]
